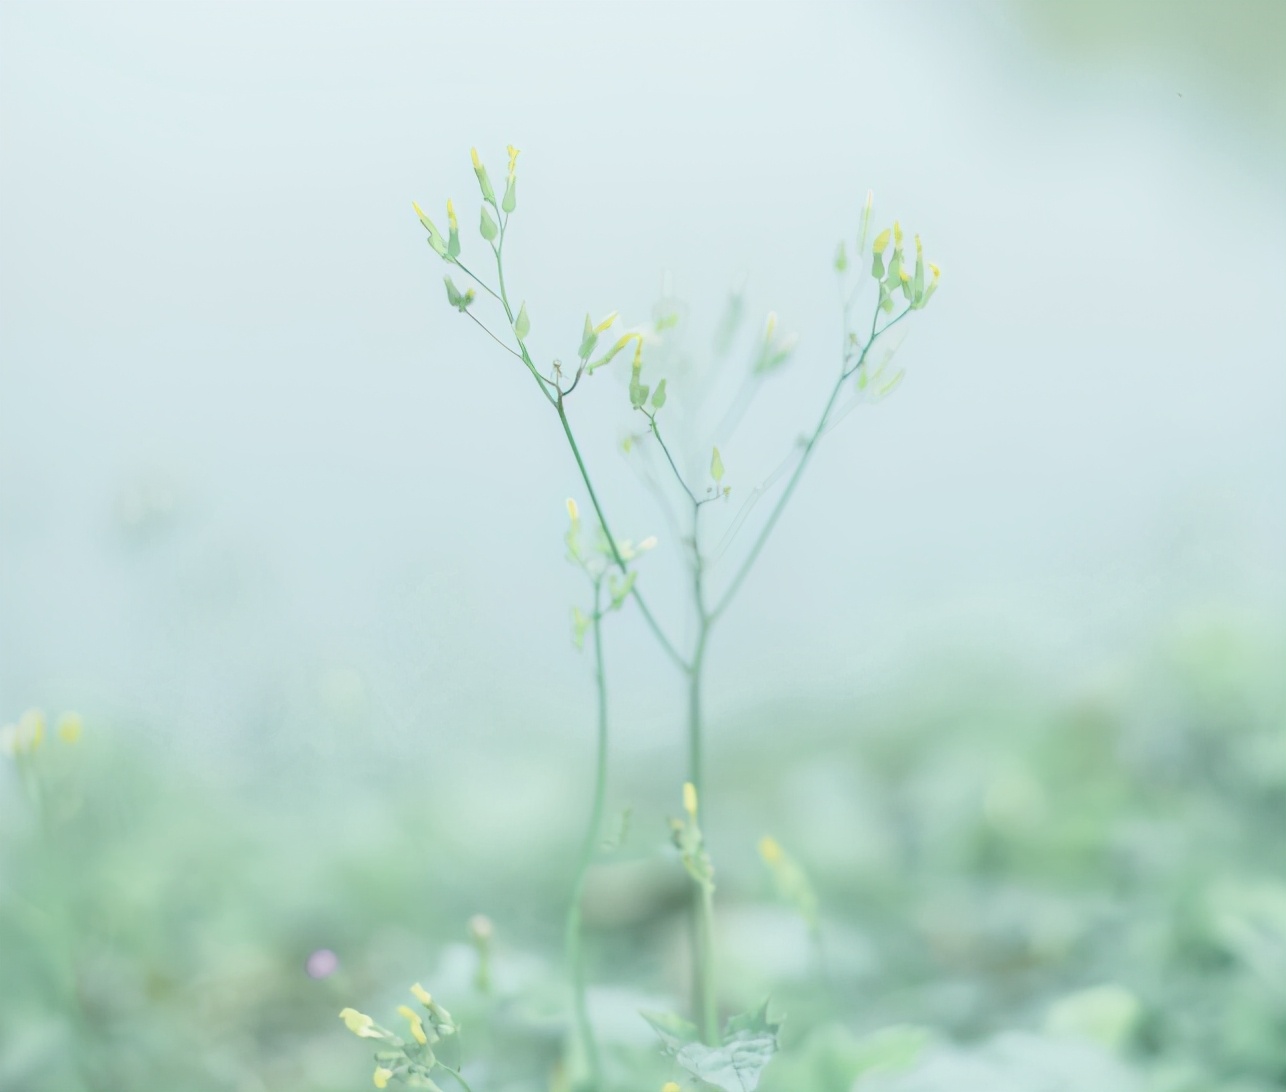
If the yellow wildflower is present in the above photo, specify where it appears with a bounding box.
[373,1067,393,1089]
[397,1004,428,1045]
[683,782,698,819]
[339,1008,383,1039]
[410,982,432,1006]
[57,712,83,745]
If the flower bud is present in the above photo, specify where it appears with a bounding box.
[471,147,495,204]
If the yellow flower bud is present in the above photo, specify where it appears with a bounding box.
[57,712,83,745]
[758,836,783,864]
[663,1084,682,1092]
[764,311,777,342]
[19,709,45,754]
[373,1067,393,1089]
[506,144,520,178]
[893,220,903,247]
[339,1008,383,1039]
[446,199,458,232]
[898,268,911,282]
[410,982,432,1006]
[683,781,698,818]
[872,228,891,255]
[470,147,482,170]
[929,262,941,279]
[593,311,619,334]
[398,1005,428,1045]
[566,498,579,523]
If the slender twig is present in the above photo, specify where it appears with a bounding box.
[564,580,608,1089]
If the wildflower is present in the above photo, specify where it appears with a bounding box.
[339,1008,385,1039]
[398,1004,428,1045]
[56,712,82,745]
[410,982,433,1006]
[373,1067,394,1088]
[506,144,520,179]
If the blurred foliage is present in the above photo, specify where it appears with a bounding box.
[1010,0,1286,132]
[2,616,1283,1091]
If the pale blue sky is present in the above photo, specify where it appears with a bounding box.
[2,2,1283,773]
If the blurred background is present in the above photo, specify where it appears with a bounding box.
[1,2,1283,1090]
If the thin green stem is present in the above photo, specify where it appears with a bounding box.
[697,880,718,1045]
[564,581,608,1091]
[710,301,911,622]
[556,402,687,671]
[485,221,686,667]
[440,1065,476,1092]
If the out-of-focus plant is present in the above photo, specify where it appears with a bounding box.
[338,145,945,1091]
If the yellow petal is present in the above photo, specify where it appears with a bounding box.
[593,310,619,334]
[470,147,482,169]
[410,982,432,1006]
[57,712,83,745]
[397,1005,428,1045]
[373,1067,393,1089]
[683,782,698,818]
[339,1008,380,1038]
[758,836,783,864]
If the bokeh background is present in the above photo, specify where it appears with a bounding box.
[2,3,1283,1090]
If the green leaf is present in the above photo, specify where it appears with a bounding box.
[645,1003,782,1092]
[710,447,724,483]
[513,302,530,340]
[480,205,499,242]
[642,1009,702,1052]
[651,378,668,410]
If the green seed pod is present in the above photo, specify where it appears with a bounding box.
[579,314,598,360]
[710,446,724,483]
[834,240,848,273]
[502,176,517,214]
[445,200,460,259]
[470,147,495,205]
[651,378,667,409]
[414,202,448,257]
[480,205,499,242]
[513,302,530,340]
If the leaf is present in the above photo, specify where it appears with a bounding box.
[643,1004,783,1092]
[642,1010,702,1052]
